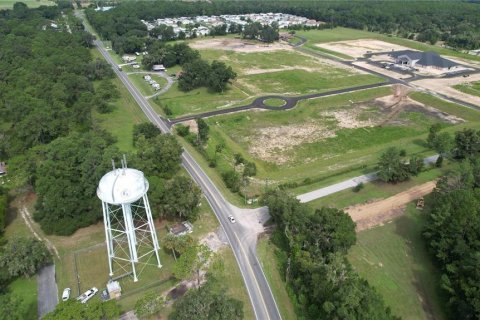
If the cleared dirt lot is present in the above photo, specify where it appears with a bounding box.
[190,38,292,53]
[316,39,411,58]
[346,181,436,231]
[411,73,480,107]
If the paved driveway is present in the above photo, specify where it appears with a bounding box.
[37,264,58,318]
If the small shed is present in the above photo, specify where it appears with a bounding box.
[144,75,152,81]
[107,281,121,299]
[169,221,193,236]
[152,64,166,72]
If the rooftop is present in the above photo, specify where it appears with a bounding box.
[390,50,457,68]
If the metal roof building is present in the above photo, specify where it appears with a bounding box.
[389,50,458,70]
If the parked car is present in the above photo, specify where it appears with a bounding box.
[77,287,98,304]
[228,215,236,223]
[62,288,71,301]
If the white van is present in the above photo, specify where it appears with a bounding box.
[76,287,98,304]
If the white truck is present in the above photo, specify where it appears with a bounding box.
[76,287,98,304]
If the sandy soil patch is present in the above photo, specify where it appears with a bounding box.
[316,39,411,58]
[190,38,292,53]
[248,122,335,164]
[178,119,198,134]
[199,230,228,253]
[411,73,480,107]
[346,181,436,231]
[243,66,322,75]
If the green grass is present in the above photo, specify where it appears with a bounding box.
[307,166,446,210]
[453,81,480,98]
[128,74,168,97]
[297,27,480,62]
[348,204,448,320]
[241,70,382,95]
[0,0,54,9]
[8,277,38,319]
[93,76,147,152]
[257,238,297,320]
[263,98,286,107]
[209,248,255,320]
[195,87,480,196]
[152,82,250,118]
[409,91,480,122]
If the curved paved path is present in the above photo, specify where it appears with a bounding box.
[168,81,390,124]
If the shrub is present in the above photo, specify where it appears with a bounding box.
[176,124,190,137]
[222,170,241,192]
[353,182,364,192]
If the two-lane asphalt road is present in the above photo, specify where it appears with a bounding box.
[92,38,282,320]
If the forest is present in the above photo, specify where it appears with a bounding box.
[86,0,480,50]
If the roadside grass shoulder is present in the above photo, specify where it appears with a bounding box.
[257,238,297,320]
[348,204,448,320]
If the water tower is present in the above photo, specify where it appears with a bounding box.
[97,157,161,282]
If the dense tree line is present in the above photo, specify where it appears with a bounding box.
[261,189,398,319]
[86,1,480,50]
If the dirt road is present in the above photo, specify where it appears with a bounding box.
[346,181,436,231]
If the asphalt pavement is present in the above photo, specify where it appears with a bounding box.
[297,155,439,203]
[91,37,282,320]
[37,264,58,318]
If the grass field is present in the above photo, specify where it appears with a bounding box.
[152,45,382,118]
[263,98,286,107]
[453,81,480,98]
[297,27,480,63]
[7,277,38,319]
[200,86,469,194]
[348,204,447,319]
[0,0,54,9]
[257,238,297,320]
[307,166,446,210]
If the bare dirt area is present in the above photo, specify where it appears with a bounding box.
[411,73,480,107]
[190,38,292,53]
[346,181,436,231]
[316,39,411,58]
[248,122,336,164]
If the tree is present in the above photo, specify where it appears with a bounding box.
[377,147,411,183]
[134,134,183,178]
[134,291,164,318]
[221,170,241,192]
[0,237,52,278]
[0,188,7,237]
[196,118,209,144]
[33,131,119,235]
[152,176,201,221]
[132,123,160,146]
[173,244,211,286]
[163,234,194,261]
[453,129,480,159]
[243,161,257,177]
[170,283,243,320]
[207,61,236,92]
[242,22,262,40]
[259,25,279,43]
[44,299,121,320]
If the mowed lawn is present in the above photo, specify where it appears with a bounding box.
[297,27,480,63]
[202,86,464,189]
[348,205,447,320]
[453,80,480,98]
[129,73,168,96]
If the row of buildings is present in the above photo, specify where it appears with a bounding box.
[141,13,321,38]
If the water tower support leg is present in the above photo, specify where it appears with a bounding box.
[143,194,162,268]
[102,201,114,276]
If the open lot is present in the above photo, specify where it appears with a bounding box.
[190,37,292,53]
[348,205,447,320]
[454,80,480,97]
[154,39,381,118]
[198,86,475,194]
[316,39,410,59]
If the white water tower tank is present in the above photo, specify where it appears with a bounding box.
[97,158,161,282]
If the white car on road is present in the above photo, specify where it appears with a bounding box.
[77,287,98,304]
[62,288,71,301]
[228,215,236,223]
